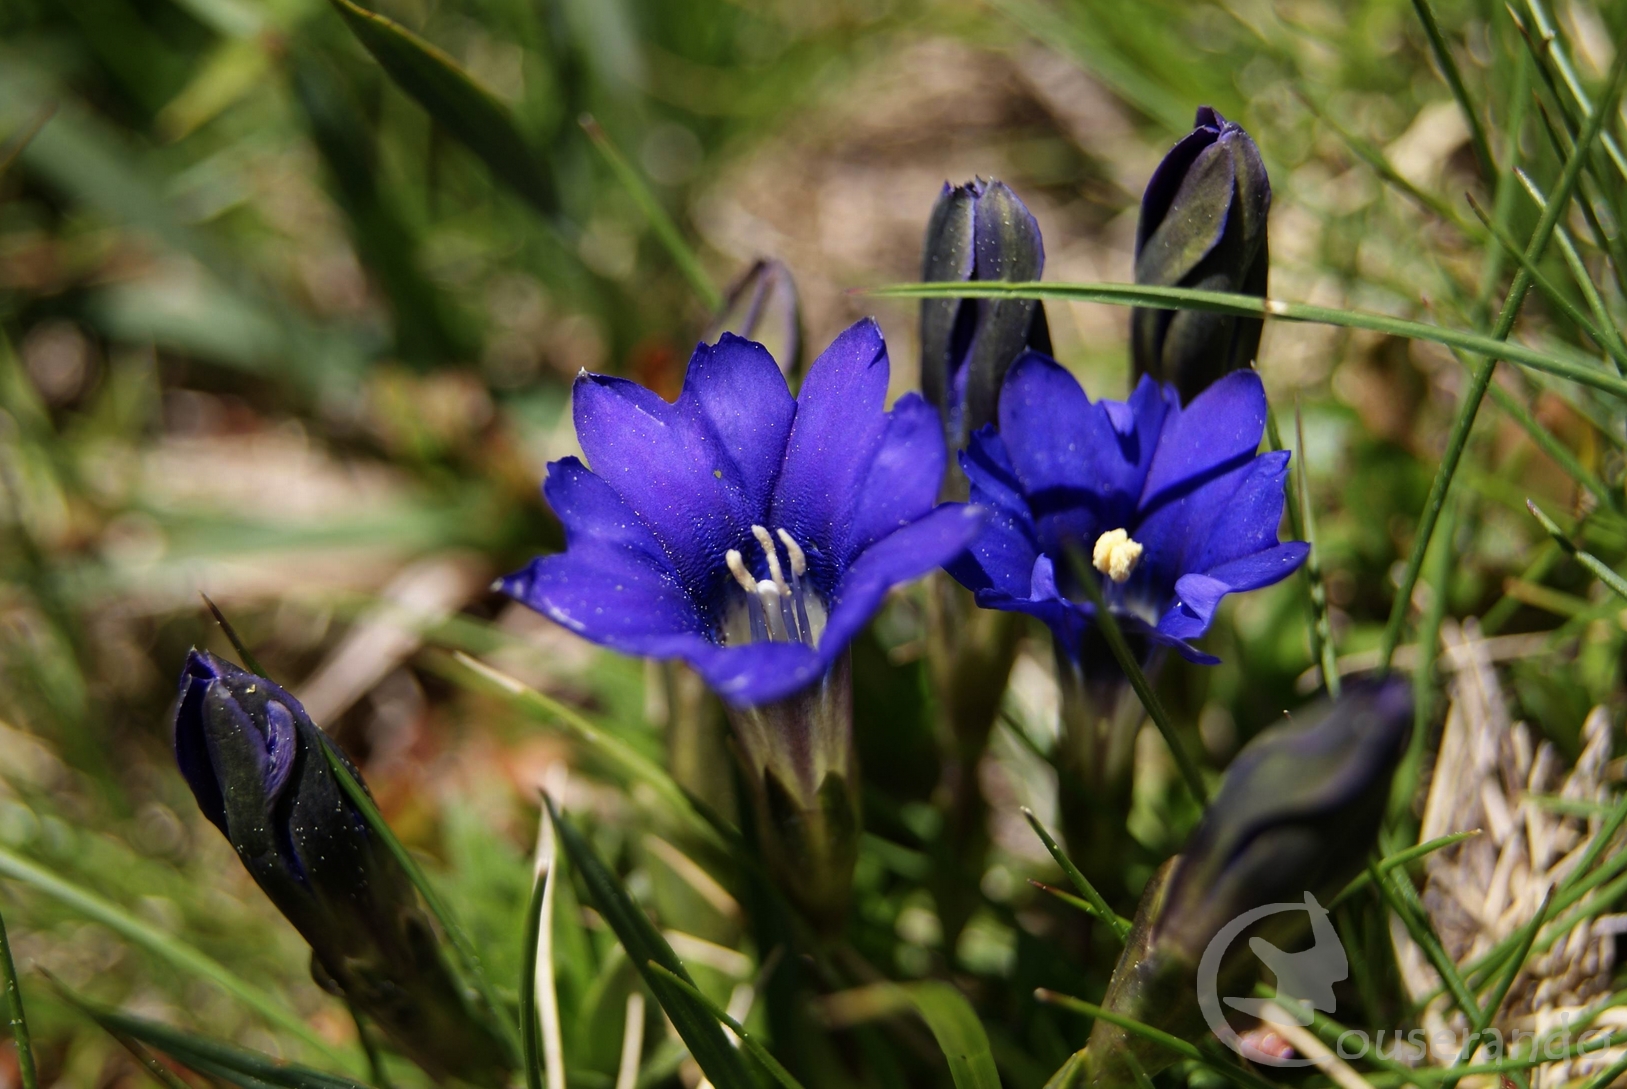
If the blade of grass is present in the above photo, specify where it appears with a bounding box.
[1295,405,1339,696]
[519,824,548,1089]
[1512,170,1627,372]
[201,593,269,677]
[1062,553,1208,805]
[315,738,520,1065]
[580,115,721,310]
[0,101,54,180]
[646,964,806,1089]
[1526,499,1627,601]
[864,282,1627,401]
[0,847,354,1070]
[343,1004,392,1089]
[0,902,38,1089]
[1410,0,1497,183]
[1019,808,1130,940]
[1377,44,1627,672]
[1465,195,1622,365]
[546,796,753,1089]
[326,0,556,217]
[49,979,368,1089]
[615,992,645,1089]
[450,652,717,845]
[1371,862,1483,1026]
[1328,831,1480,908]
[1522,0,1627,182]
[532,791,566,1089]
[900,981,1001,1089]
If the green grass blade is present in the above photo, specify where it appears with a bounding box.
[519,849,548,1089]
[51,981,367,1089]
[1526,500,1627,602]
[546,797,753,1089]
[0,902,38,1089]
[864,282,1627,400]
[1328,832,1479,908]
[645,964,806,1089]
[452,653,719,845]
[900,981,1001,1089]
[1376,43,1627,671]
[1410,0,1497,183]
[1466,196,1620,364]
[315,738,520,1065]
[0,847,354,1070]
[326,0,556,218]
[1019,808,1130,940]
[1372,863,1482,1025]
[1033,991,1200,1061]
[580,115,721,311]
[1042,1051,1085,1089]
[1062,553,1208,805]
[1522,0,1627,183]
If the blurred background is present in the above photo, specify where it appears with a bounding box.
[1,0,1624,1084]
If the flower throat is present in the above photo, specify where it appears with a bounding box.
[725,525,827,647]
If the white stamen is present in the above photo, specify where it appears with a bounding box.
[776,529,807,577]
[756,580,789,640]
[1092,528,1144,584]
[725,549,758,595]
[751,524,790,597]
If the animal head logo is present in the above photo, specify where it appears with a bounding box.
[1196,892,1348,1067]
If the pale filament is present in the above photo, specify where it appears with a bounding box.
[726,527,820,648]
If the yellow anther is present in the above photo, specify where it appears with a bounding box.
[1092,528,1144,584]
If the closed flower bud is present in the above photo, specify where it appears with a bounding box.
[173,650,509,1085]
[920,179,1051,455]
[1083,678,1411,1089]
[1131,107,1270,404]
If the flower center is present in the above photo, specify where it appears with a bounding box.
[1092,528,1144,584]
[724,525,827,648]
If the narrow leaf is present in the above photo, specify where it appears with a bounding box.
[1020,809,1131,940]
[0,902,38,1089]
[52,984,366,1089]
[580,115,721,310]
[0,847,353,1070]
[326,0,555,217]
[546,798,753,1089]
[646,965,805,1089]
[315,738,521,1064]
[1526,500,1627,602]
[901,982,1001,1089]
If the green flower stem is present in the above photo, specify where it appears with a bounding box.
[0,903,37,1089]
[1063,552,1207,806]
[1376,46,1627,673]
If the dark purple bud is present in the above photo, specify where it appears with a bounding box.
[920,179,1050,454]
[173,650,509,1084]
[1081,678,1411,1089]
[1132,107,1270,404]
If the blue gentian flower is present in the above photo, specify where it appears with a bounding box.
[949,352,1306,664]
[501,318,984,707]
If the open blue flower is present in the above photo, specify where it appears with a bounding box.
[502,319,983,706]
[949,352,1306,664]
